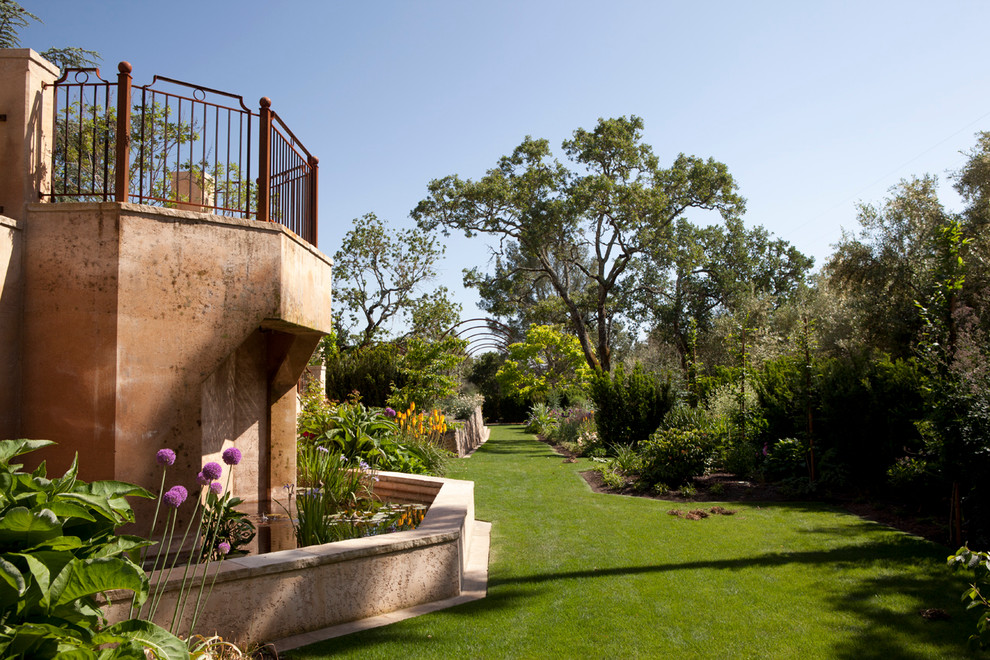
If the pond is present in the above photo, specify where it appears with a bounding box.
[241,499,429,554]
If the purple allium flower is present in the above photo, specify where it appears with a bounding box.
[217,541,231,555]
[163,485,188,508]
[317,446,329,453]
[202,462,223,481]
[384,407,396,417]
[762,443,769,457]
[156,448,176,467]
[210,481,223,495]
[196,471,209,486]
[359,460,370,473]
[222,447,242,466]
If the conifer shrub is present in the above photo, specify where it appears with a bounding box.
[589,363,676,451]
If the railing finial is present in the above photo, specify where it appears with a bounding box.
[115,62,132,202]
[258,97,272,222]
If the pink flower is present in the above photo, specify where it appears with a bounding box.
[156,448,176,467]
[163,485,187,508]
[202,462,223,481]
[222,447,242,466]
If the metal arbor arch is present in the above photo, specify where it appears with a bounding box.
[442,318,515,357]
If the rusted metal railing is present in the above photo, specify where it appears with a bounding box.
[48,67,118,202]
[46,62,318,247]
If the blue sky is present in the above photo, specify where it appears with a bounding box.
[20,1,990,331]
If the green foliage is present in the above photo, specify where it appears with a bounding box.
[763,438,807,481]
[287,448,372,548]
[318,402,399,463]
[413,115,745,372]
[524,403,558,437]
[635,216,813,373]
[466,352,532,423]
[387,335,467,412]
[437,392,485,421]
[496,324,592,402]
[948,547,990,649]
[610,444,642,475]
[753,353,925,486]
[0,439,187,660]
[297,391,452,478]
[638,427,713,488]
[595,464,627,490]
[325,342,405,408]
[589,363,676,450]
[200,488,254,562]
[332,213,447,347]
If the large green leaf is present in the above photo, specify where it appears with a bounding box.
[0,507,62,547]
[83,481,154,501]
[45,501,96,523]
[1,620,77,658]
[52,453,79,497]
[90,535,152,559]
[0,440,54,466]
[56,494,120,523]
[92,619,189,660]
[0,556,25,595]
[18,550,74,612]
[50,556,148,610]
[52,648,100,660]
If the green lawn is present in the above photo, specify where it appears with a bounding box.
[288,426,980,659]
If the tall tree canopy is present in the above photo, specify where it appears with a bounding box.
[635,215,813,371]
[332,213,449,348]
[826,175,959,356]
[413,115,745,372]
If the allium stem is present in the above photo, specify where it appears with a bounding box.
[131,465,168,619]
[144,507,178,620]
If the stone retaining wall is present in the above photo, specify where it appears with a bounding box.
[441,406,489,457]
[102,473,475,647]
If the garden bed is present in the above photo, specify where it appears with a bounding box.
[555,441,950,546]
[101,472,481,648]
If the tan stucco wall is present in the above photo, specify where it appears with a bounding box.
[0,50,58,221]
[20,202,332,513]
[0,215,22,437]
[102,473,476,647]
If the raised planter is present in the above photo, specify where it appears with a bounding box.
[102,473,478,647]
[441,406,490,457]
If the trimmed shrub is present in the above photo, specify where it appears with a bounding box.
[589,363,676,450]
[326,343,406,407]
[639,427,713,487]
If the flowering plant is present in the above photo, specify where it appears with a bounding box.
[0,439,187,659]
[199,450,255,561]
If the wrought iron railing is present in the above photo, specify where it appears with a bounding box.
[46,61,318,247]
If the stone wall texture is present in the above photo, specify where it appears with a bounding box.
[441,406,490,456]
[16,202,333,521]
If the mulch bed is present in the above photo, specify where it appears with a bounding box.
[551,439,949,546]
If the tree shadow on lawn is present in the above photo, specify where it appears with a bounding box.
[479,538,974,659]
[291,540,973,659]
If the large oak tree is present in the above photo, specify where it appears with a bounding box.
[412,115,745,372]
